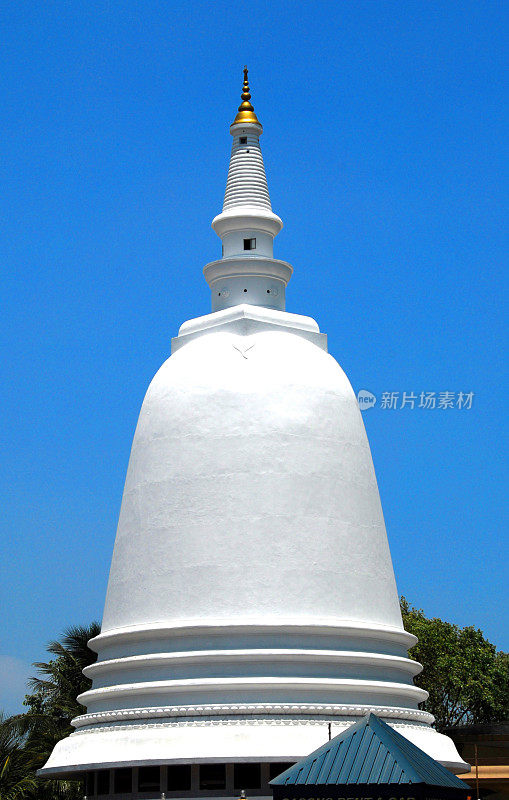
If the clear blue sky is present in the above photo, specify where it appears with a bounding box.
[1,1,507,715]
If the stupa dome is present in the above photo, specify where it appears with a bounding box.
[102,323,401,635]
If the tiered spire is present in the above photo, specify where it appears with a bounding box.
[215,65,280,220]
[223,67,269,210]
[204,68,291,313]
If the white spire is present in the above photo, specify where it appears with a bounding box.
[221,69,271,211]
[204,68,292,313]
[222,130,271,210]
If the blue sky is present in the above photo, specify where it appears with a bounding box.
[1,1,507,715]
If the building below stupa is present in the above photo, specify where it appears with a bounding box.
[40,69,468,797]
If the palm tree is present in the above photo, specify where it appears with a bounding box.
[4,622,100,800]
[0,713,36,800]
[29,623,101,720]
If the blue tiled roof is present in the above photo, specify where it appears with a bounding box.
[270,713,469,788]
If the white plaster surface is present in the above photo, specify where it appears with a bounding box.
[222,124,271,211]
[40,107,469,779]
[41,311,468,776]
[207,120,287,312]
[178,306,319,337]
[102,327,402,634]
[41,718,467,775]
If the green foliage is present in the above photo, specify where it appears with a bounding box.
[0,713,37,800]
[1,623,100,800]
[400,597,509,730]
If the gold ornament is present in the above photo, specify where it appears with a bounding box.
[232,66,261,126]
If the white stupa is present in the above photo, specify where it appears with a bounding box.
[41,69,467,796]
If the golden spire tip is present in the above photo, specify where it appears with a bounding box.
[232,65,260,126]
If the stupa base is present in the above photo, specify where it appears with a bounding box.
[40,714,469,780]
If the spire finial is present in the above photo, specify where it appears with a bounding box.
[242,66,251,102]
[232,65,261,126]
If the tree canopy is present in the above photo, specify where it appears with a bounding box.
[400,597,509,730]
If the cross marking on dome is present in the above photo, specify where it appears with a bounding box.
[232,342,255,359]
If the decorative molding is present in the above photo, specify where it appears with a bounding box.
[89,621,416,653]
[83,649,422,679]
[177,306,319,337]
[171,308,327,354]
[212,209,283,239]
[78,676,428,708]
[203,256,292,287]
[71,717,431,736]
[72,703,433,729]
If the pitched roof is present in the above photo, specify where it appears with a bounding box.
[270,713,469,788]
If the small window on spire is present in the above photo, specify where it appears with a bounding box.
[239,137,247,144]
[244,238,256,250]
